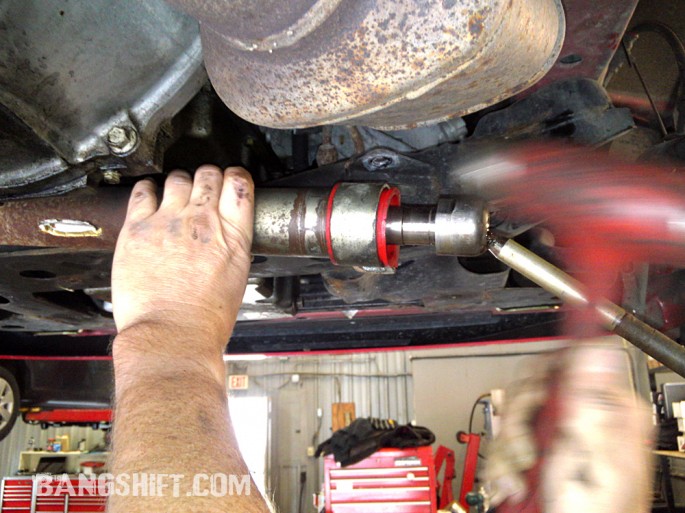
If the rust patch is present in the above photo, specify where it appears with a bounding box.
[200,0,565,129]
[468,12,485,37]
[0,187,131,249]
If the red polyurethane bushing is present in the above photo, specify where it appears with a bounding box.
[376,186,401,268]
[324,183,341,265]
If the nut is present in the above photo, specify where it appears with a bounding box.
[316,143,338,166]
[102,170,121,185]
[106,126,138,156]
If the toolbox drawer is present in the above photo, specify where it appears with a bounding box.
[324,447,436,513]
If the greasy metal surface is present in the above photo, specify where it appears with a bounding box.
[473,78,635,145]
[0,104,89,200]
[0,0,205,178]
[322,246,511,304]
[328,183,387,266]
[0,188,129,250]
[0,249,115,333]
[191,0,565,129]
[252,188,329,257]
[434,197,488,257]
[0,105,67,194]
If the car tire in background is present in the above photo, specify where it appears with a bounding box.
[0,366,19,442]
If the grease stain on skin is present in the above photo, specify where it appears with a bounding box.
[194,196,210,207]
[232,178,251,207]
[189,214,213,244]
[194,183,215,207]
[129,220,150,236]
[167,218,182,237]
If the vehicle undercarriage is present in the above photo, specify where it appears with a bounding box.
[1,0,684,357]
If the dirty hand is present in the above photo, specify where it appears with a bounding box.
[483,344,653,513]
[112,166,254,349]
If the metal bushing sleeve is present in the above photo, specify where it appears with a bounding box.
[325,182,398,267]
[434,196,489,256]
[252,188,329,257]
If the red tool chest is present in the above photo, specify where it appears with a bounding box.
[324,446,437,513]
[0,477,106,512]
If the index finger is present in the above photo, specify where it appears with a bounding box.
[125,179,158,224]
[219,167,254,255]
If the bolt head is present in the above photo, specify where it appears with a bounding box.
[107,127,127,145]
[369,155,392,169]
[361,150,400,171]
[106,126,138,155]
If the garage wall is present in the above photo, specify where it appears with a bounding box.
[0,421,107,477]
[229,350,412,513]
[0,420,35,476]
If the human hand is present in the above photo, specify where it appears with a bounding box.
[484,344,653,513]
[112,166,254,352]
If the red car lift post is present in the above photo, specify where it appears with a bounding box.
[457,431,481,508]
[433,446,455,509]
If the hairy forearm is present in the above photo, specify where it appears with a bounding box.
[108,325,268,513]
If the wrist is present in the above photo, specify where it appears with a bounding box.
[113,320,227,394]
[114,298,234,341]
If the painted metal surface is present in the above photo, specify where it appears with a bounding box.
[1,477,107,512]
[532,0,640,89]
[324,447,437,512]
[186,0,565,129]
[456,432,481,508]
[23,409,112,424]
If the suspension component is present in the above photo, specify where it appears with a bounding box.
[252,183,402,268]
[253,184,489,267]
[0,182,490,269]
